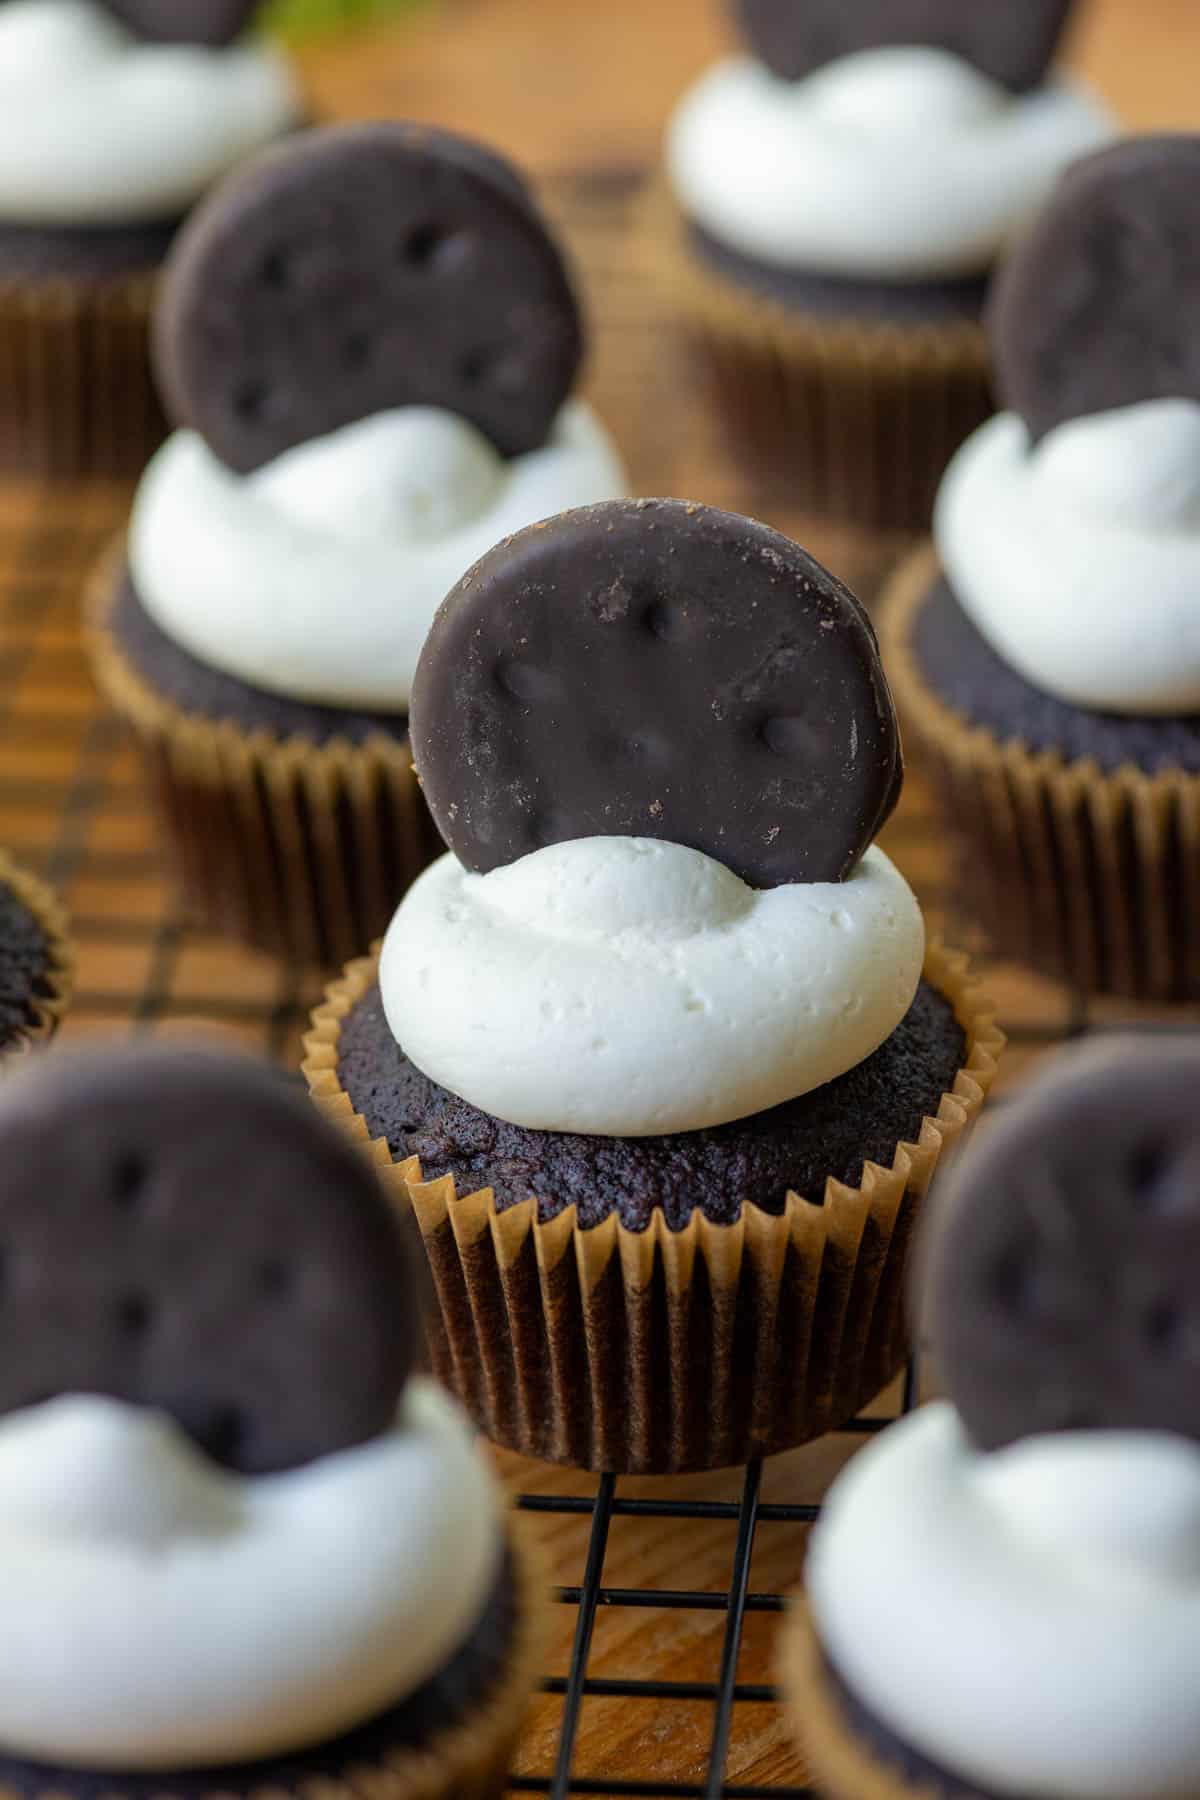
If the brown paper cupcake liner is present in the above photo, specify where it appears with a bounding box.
[5,1517,546,1800]
[0,848,73,1064]
[642,175,992,535]
[303,942,1001,1474]
[882,546,1200,1000]
[780,1602,970,1800]
[0,274,166,477]
[86,544,443,968]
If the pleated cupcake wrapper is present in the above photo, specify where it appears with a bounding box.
[780,1603,974,1800]
[0,273,166,477]
[0,847,73,1063]
[641,176,992,536]
[86,542,443,969]
[6,1517,546,1800]
[304,942,1001,1474]
[883,546,1200,1000]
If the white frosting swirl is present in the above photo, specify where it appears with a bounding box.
[129,401,627,713]
[380,837,924,1137]
[666,48,1113,280]
[935,399,1200,714]
[808,1403,1200,1799]
[0,0,300,226]
[0,1382,501,1769]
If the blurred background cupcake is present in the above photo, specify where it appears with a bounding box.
[0,1040,546,1800]
[785,1036,1200,1799]
[0,0,302,476]
[882,135,1200,1002]
[88,120,627,968]
[650,0,1114,533]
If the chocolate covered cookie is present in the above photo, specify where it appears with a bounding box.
[920,1038,1200,1451]
[154,122,583,473]
[410,498,902,887]
[990,136,1200,441]
[0,1043,418,1473]
[101,0,259,43]
[734,0,1073,92]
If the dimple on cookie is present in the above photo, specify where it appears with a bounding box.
[153,121,583,473]
[990,136,1200,442]
[409,496,902,887]
[0,1042,420,1474]
[733,0,1074,92]
[919,1036,1200,1451]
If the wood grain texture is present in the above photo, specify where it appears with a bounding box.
[0,0,1195,1791]
[295,0,1200,168]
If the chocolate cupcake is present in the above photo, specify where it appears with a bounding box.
[0,1040,545,1800]
[0,0,301,475]
[0,848,72,1063]
[305,498,1001,1474]
[882,136,1200,1001]
[88,121,627,967]
[786,1035,1200,1799]
[648,0,1113,531]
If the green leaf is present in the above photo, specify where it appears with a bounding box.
[258,0,433,41]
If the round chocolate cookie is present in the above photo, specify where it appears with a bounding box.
[410,498,902,887]
[920,1038,1200,1451]
[990,136,1200,441]
[100,0,258,43]
[0,1043,419,1474]
[154,122,583,473]
[734,0,1073,92]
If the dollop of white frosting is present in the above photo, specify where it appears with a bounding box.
[0,0,300,226]
[808,1403,1200,1799]
[0,1382,501,1769]
[666,48,1113,280]
[936,399,1200,715]
[129,401,627,713]
[380,838,924,1137]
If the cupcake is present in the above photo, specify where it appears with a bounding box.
[0,848,72,1062]
[305,497,1002,1474]
[88,121,627,968]
[651,0,1113,532]
[0,1040,545,1800]
[786,1034,1200,1800]
[0,0,301,475]
[882,136,1200,1001]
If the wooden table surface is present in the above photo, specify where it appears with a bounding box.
[6,1,1199,1794]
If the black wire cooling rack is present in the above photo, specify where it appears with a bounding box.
[510,1358,923,1800]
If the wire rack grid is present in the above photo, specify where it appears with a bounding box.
[0,167,1196,1796]
[508,1355,922,1800]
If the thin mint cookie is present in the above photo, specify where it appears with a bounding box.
[0,1043,419,1474]
[409,498,902,887]
[101,0,259,44]
[734,0,1073,92]
[990,136,1200,441]
[154,122,583,473]
[919,1038,1200,1451]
